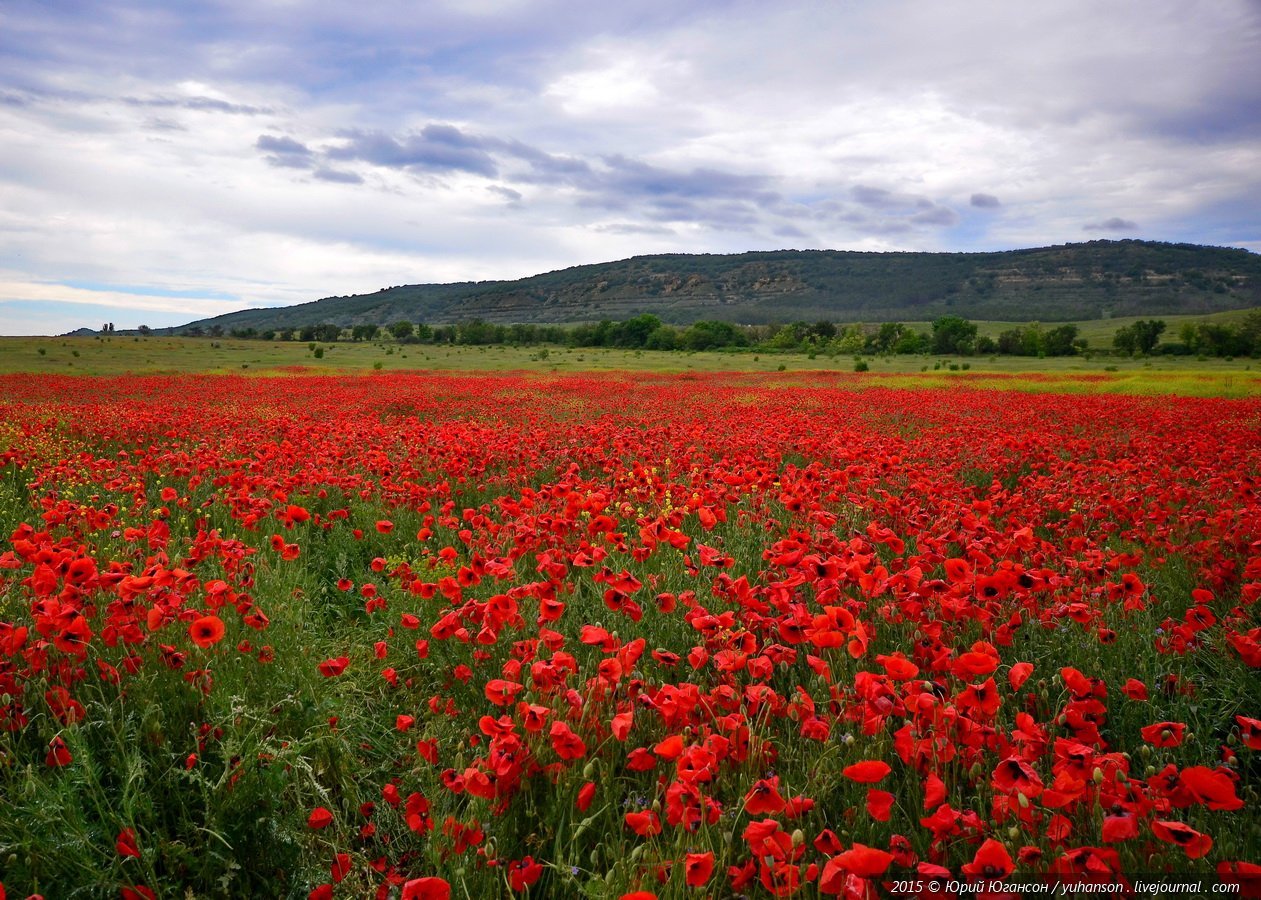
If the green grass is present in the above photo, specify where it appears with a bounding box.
[3,334,1260,396]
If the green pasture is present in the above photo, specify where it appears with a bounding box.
[1,333,1260,396]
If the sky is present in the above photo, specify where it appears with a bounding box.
[1,1,1259,335]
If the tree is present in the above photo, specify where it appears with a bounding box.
[1042,324,1079,356]
[388,321,414,341]
[1113,319,1165,355]
[1132,319,1166,353]
[931,316,978,354]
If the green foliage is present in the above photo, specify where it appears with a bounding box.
[931,315,978,354]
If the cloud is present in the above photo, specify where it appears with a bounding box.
[312,167,363,184]
[970,193,1000,208]
[123,95,269,115]
[257,134,314,169]
[327,126,500,177]
[1084,217,1138,232]
[487,185,523,202]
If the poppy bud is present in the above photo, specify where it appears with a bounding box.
[1017,791,1029,809]
[791,828,805,847]
[1008,826,1020,839]
[1092,767,1104,784]
[1145,765,1156,776]
[1140,745,1152,759]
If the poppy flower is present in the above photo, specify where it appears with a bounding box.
[961,838,1014,879]
[991,757,1044,798]
[46,736,72,767]
[484,678,524,706]
[831,843,894,878]
[1141,721,1186,748]
[116,828,141,859]
[507,856,543,891]
[188,615,225,649]
[549,721,587,760]
[307,807,334,829]
[318,656,349,677]
[1008,661,1034,691]
[1123,678,1149,700]
[401,877,451,900]
[577,781,596,812]
[331,852,351,883]
[685,851,714,887]
[866,789,895,822]
[744,776,787,814]
[1235,715,1261,750]
[624,809,661,836]
[843,760,891,783]
[1151,820,1213,859]
[1180,766,1244,811]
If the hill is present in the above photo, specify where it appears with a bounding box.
[176,240,1261,333]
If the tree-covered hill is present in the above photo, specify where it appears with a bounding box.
[175,239,1261,333]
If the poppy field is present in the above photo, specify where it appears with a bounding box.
[1,370,1260,898]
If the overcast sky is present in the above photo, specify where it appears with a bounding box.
[1,0,1259,334]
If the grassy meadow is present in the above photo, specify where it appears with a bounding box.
[2,332,1260,397]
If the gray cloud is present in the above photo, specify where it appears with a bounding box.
[970,193,1000,208]
[312,167,363,184]
[851,185,894,207]
[123,95,269,115]
[910,206,959,227]
[327,125,499,177]
[257,134,314,169]
[487,185,523,202]
[1084,217,1138,232]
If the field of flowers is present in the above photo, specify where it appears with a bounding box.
[1,371,1259,898]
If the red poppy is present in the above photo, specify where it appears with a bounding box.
[1141,721,1186,748]
[318,656,349,677]
[685,851,714,887]
[507,856,543,891]
[991,757,1043,798]
[46,736,72,767]
[577,781,596,812]
[549,721,587,760]
[1236,715,1261,750]
[401,877,451,900]
[961,838,1014,879]
[832,843,894,878]
[1123,678,1149,700]
[188,615,225,649]
[624,810,661,836]
[330,852,351,883]
[1151,820,1213,859]
[1180,766,1244,811]
[116,828,141,859]
[843,760,891,783]
[484,678,523,706]
[307,807,334,829]
[866,789,895,822]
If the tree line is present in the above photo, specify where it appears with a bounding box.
[187,310,1261,358]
